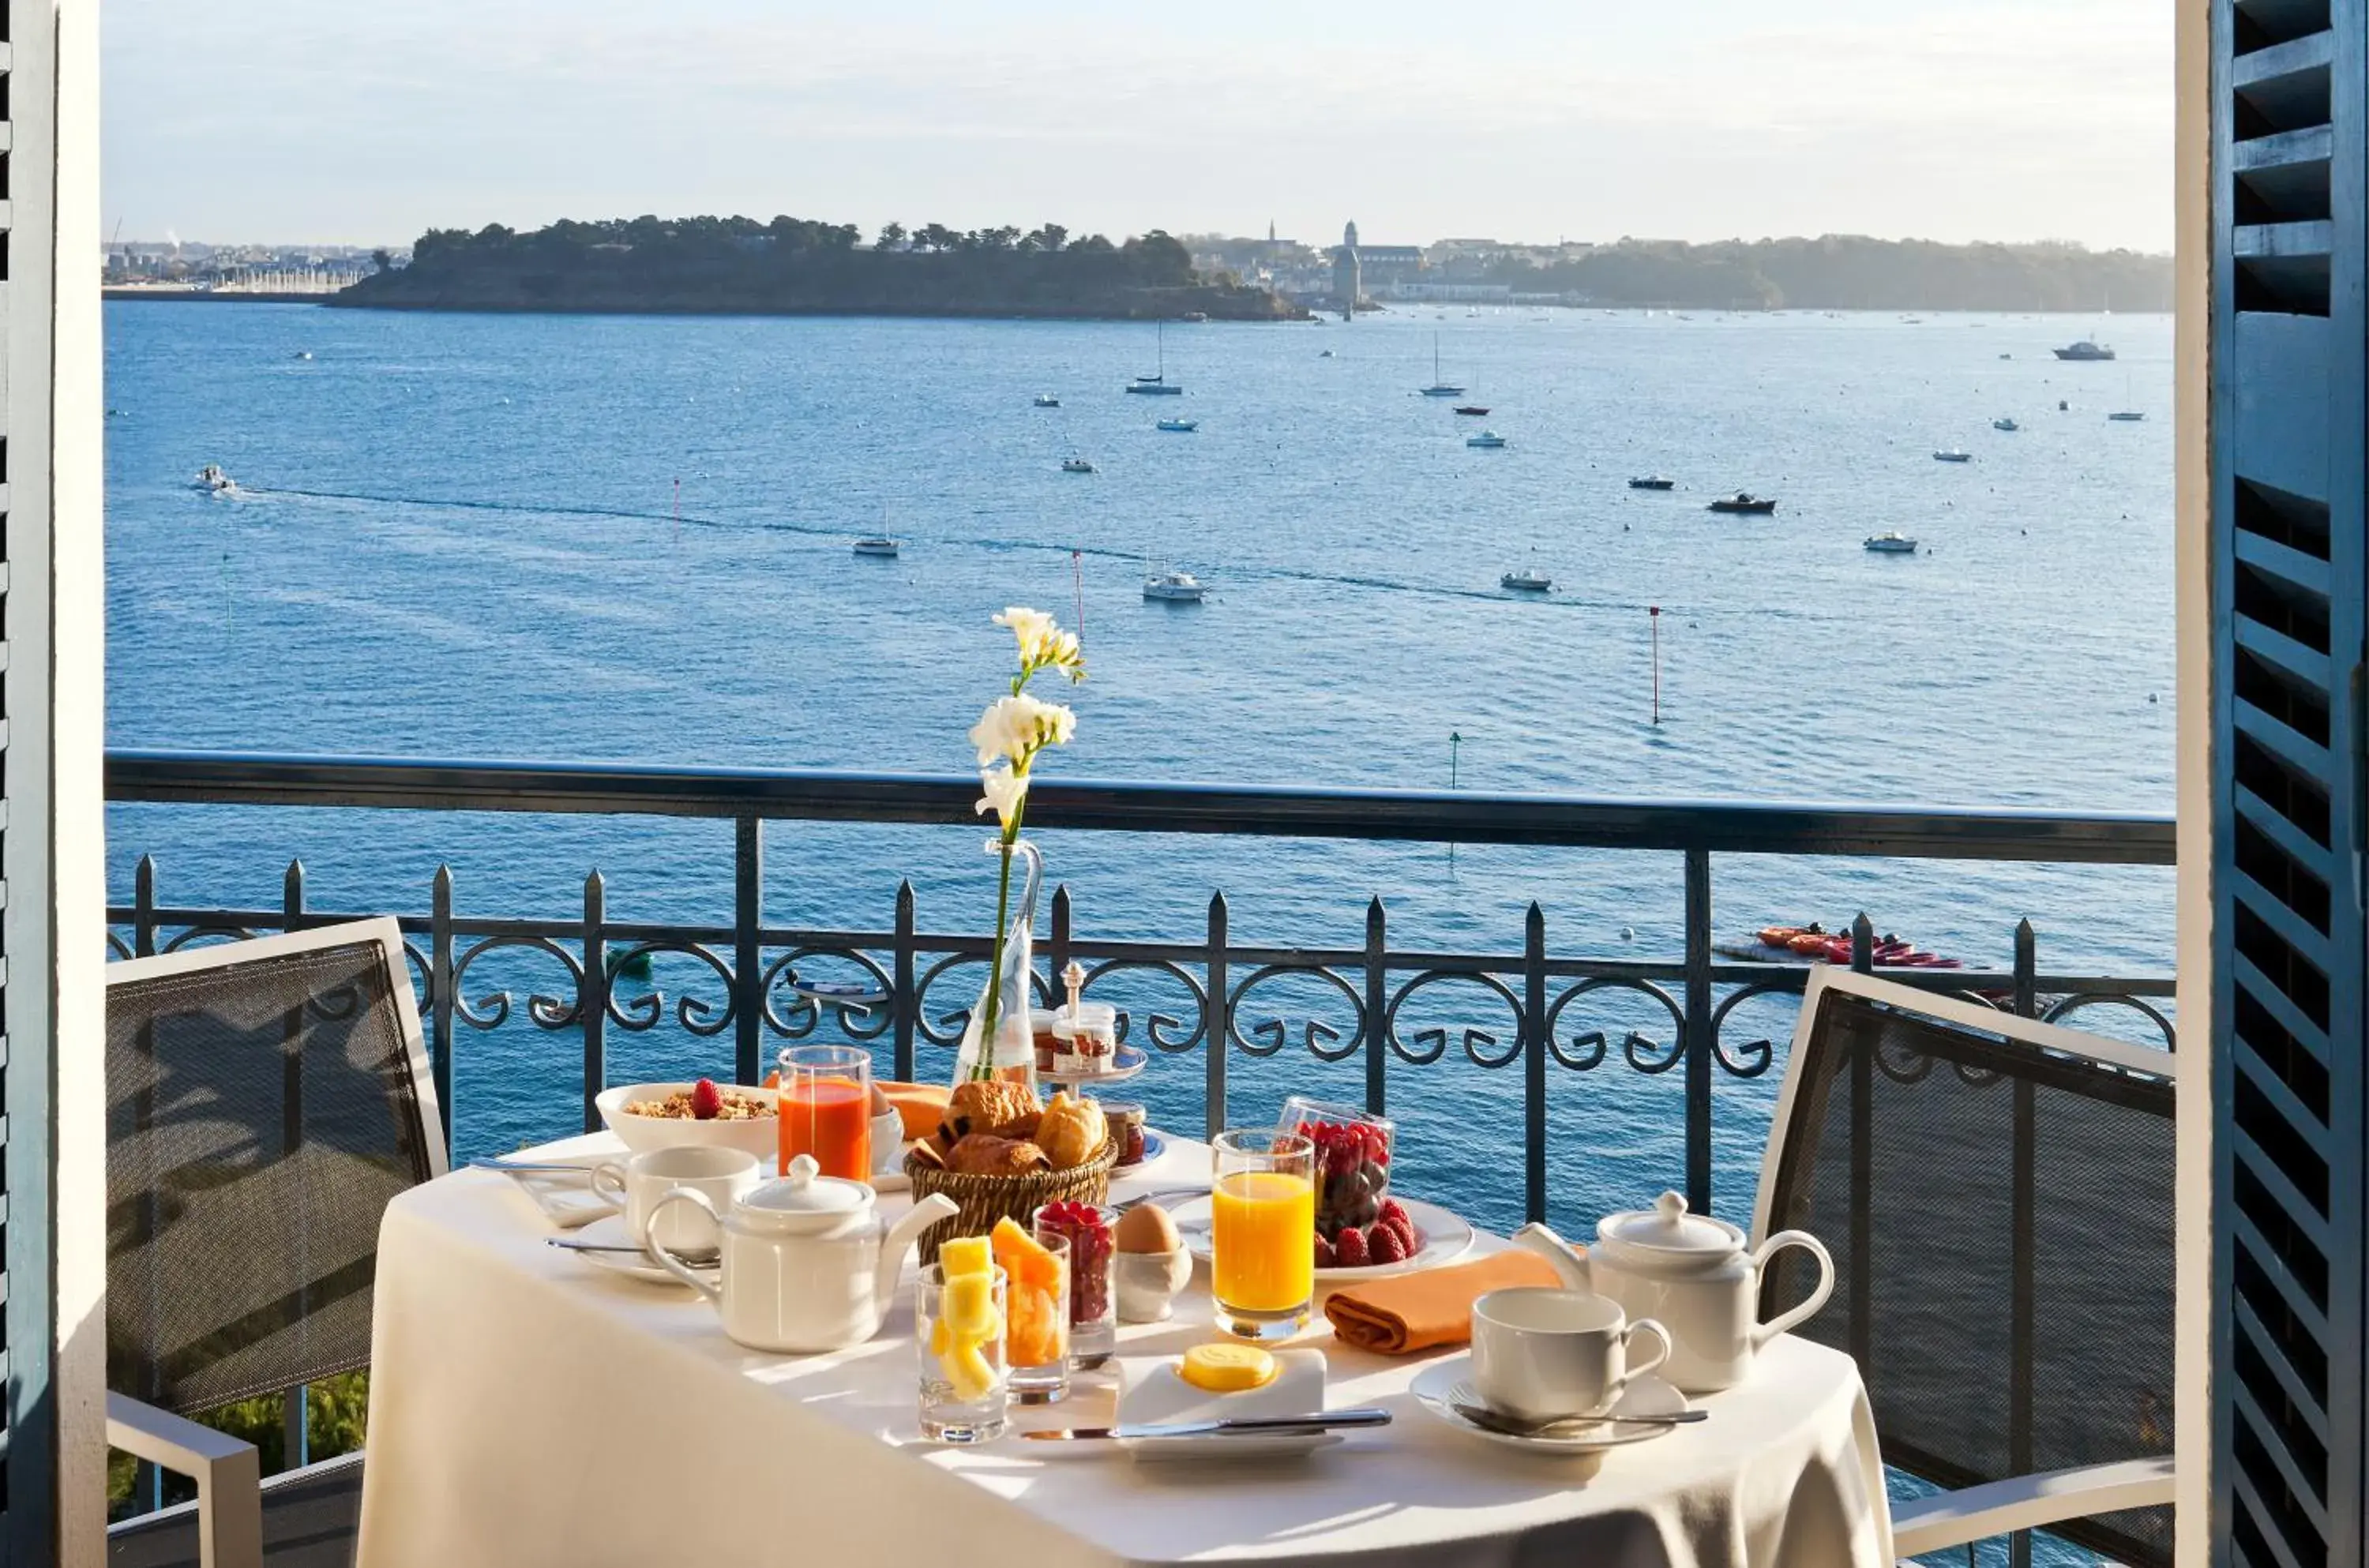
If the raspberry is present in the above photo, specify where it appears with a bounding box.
[689,1078,723,1120]
[1378,1198,1410,1232]
[1332,1227,1369,1268]
[1368,1221,1409,1264]
[1387,1213,1419,1253]
[1312,1233,1335,1269]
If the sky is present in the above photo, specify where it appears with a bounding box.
[104,0,2173,253]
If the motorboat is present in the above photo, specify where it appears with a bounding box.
[1033,394,1061,407]
[1628,476,1676,490]
[2054,339,2116,361]
[1864,532,1919,553]
[1500,568,1552,591]
[2108,410,2147,422]
[1319,349,1335,358]
[193,464,237,493]
[1143,567,1206,602]
[1707,493,1778,514]
[1466,430,1507,449]
[1126,322,1184,394]
[852,537,900,557]
[1061,457,1096,474]
[1454,405,1489,416]
[1418,333,1465,397]
[1155,418,1199,433]
[292,351,313,361]
[1992,418,2019,432]
[1933,449,1973,463]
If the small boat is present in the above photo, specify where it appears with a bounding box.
[292,351,313,361]
[1707,493,1778,515]
[852,537,900,557]
[1125,321,1184,394]
[1933,449,1973,463]
[1418,333,1465,397]
[2054,339,2116,362]
[1181,311,1209,323]
[1143,567,1205,602]
[1500,568,1552,591]
[1319,349,1335,358]
[1628,476,1676,490]
[1033,394,1061,407]
[1992,418,2019,432]
[1864,532,1919,553]
[1466,430,1507,449]
[1061,457,1096,474]
[1453,405,1489,417]
[193,463,237,493]
[2108,410,2147,422]
[1154,418,1198,433]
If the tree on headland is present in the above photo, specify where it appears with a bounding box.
[877,221,907,251]
[914,222,959,253]
[1023,224,1068,253]
[370,248,392,272]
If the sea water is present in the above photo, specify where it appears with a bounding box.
[103,302,2174,1234]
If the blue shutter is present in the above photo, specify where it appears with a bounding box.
[2212,2,2368,1563]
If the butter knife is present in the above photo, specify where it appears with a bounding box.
[1020,1408,1391,1442]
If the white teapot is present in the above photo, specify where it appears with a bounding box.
[648,1154,958,1354]
[1513,1192,1834,1394]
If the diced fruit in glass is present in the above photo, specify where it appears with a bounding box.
[943,1272,997,1337]
[944,1341,997,1401]
[940,1236,993,1277]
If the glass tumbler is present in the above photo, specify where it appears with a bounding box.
[1036,1203,1117,1368]
[777,1043,871,1180]
[917,1262,1008,1443]
[1005,1231,1072,1403]
[1210,1129,1317,1341]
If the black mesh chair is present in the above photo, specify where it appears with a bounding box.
[103,920,446,1568]
[1753,968,2178,1565]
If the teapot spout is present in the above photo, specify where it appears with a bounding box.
[1511,1222,1592,1292]
[877,1194,961,1317]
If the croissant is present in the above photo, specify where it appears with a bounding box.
[946,1133,1050,1176]
[943,1079,1040,1142]
[1037,1090,1106,1169]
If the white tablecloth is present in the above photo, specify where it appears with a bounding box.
[356,1131,1892,1567]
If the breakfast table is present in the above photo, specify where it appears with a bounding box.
[355,1129,1894,1567]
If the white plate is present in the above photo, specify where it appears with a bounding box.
[1023,1349,1343,1462]
[480,1153,616,1229]
[1163,1195,1477,1281]
[561,1214,716,1288]
[1038,1045,1151,1086]
[1410,1354,1690,1454]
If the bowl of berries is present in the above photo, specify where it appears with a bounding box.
[1278,1097,1460,1277]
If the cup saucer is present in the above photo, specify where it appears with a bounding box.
[1409,1353,1690,1454]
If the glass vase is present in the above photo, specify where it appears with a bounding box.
[952,838,1042,1093]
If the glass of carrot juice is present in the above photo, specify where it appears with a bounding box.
[777,1045,872,1180]
[1210,1129,1316,1341]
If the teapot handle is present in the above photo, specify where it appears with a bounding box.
[1748,1229,1834,1349]
[646,1191,725,1304]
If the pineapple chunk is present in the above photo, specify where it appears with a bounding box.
[943,1271,997,1339]
[929,1318,951,1357]
[1180,1343,1278,1394]
[939,1235,993,1278]
[944,1341,997,1402]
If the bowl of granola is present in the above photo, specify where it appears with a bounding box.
[597,1078,779,1161]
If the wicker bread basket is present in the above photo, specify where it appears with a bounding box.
[904,1138,1119,1264]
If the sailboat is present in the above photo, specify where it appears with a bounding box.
[1419,333,1465,397]
[1125,322,1184,395]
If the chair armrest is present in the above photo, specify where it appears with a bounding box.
[1890,1456,2176,1559]
[106,1393,264,1568]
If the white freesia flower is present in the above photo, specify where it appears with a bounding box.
[994,605,1086,681]
[975,763,1029,827]
[968,692,1077,766]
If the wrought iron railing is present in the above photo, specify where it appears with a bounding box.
[105,749,2177,1223]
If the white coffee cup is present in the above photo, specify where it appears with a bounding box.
[1470,1287,1673,1424]
[590,1146,759,1255]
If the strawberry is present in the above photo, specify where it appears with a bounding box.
[1332,1226,1369,1268]
[689,1077,723,1120]
[1312,1232,1335,1269]
[1368,1221,1409,1264]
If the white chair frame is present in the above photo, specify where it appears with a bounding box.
[1751,967,2179,1562]
[103,918,444,1568]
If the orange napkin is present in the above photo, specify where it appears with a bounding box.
[1323,1251,1567,1356]
[876,1081,949,1140]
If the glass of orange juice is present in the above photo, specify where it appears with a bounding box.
[1210,1129,1316,1341]
[777,1045,871,1180]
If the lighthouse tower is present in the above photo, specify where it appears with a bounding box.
[1332,221,1361,322]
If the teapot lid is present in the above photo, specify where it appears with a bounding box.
[1600,1191,1739,1255]
[744,1153,870,1217]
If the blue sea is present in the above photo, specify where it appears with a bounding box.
[102,301,2176,1237]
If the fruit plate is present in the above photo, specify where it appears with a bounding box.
[1161,1195,1477,1281]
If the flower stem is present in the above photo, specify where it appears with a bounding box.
[973,791,1028,1082]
